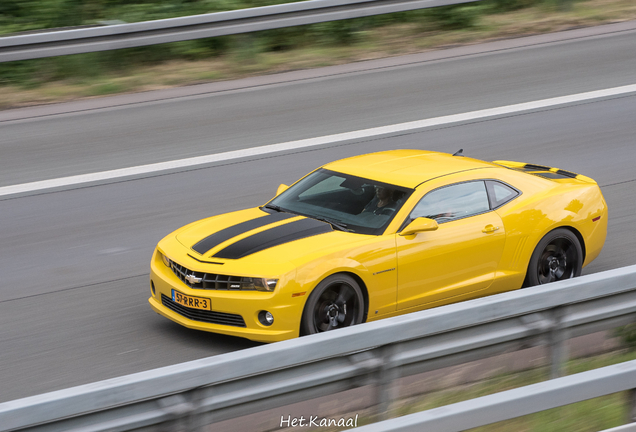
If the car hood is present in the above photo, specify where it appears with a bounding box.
[175,208,363,264]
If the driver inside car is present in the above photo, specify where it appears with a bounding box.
[362,186,397,215]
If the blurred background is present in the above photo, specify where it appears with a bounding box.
[1,0,634,108]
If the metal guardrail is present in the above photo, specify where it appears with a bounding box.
[353,359,636,431]
[0,0,480,62]
[1,264,636,431]
[605,424,636,432]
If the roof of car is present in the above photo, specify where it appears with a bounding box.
[323,150,499,188]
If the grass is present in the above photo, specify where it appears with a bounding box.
[1,0,636,109]
[393,350,636,432]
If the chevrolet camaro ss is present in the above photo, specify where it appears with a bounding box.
[149,150,607,342]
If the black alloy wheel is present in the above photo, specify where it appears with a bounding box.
[526,228,583,286]
[301,274,365,335]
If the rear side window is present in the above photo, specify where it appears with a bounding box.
[486,181,519,209]
[410,181,490,223]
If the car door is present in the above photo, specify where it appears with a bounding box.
[396,180,506,311]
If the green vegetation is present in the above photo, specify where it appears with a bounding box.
[614,324,636,351]
[0,0,490,89]
[0,0,508,35]
[1,0,636,108]
[0,0,571,84]
[389,350,636,432]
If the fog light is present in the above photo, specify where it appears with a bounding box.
[150,281,156,296]
[258,311,274,326]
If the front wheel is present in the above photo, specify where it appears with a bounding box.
[526,228,583,287]
[301,274,365,335]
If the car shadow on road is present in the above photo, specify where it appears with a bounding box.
[150,315,264,353]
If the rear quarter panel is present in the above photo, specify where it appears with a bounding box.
[487,169,607,294]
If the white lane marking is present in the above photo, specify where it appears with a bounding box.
[98,247,130,255]
[2,83,636,198]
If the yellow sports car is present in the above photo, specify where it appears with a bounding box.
[149,150,607,342]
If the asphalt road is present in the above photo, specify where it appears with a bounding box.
[2,21,636,187]
[1,22,636,403]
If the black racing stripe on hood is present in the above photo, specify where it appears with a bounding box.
[212,218,333,259]
[192,212,296,255]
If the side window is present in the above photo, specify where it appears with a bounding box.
[486,180,519,209]
[410,181,490,223]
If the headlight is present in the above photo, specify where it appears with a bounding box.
[247,278,278,292]
[160,252,171,267]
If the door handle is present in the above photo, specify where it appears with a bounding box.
[482,224,500,234]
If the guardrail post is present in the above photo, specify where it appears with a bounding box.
[548,307,569,379]
[157,390,206,432]
[627,389,636,424]
[374,344,399,422]
[157,394,193,431]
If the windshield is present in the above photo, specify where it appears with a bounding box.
[267,169,413,235]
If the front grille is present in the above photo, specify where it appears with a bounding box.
[168,259,255,290]
[161,294,246,327]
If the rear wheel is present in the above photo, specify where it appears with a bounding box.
[301,274,364,335]
[526,228,583,286]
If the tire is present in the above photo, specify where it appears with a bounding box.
[525,228,583,287]
[301,274,365,335]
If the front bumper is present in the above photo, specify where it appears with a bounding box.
[149,251,304,343]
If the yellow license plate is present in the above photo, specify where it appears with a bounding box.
[172,290,211,311]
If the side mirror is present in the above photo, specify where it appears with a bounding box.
[399,217,438,236]
[276,184,289,196]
